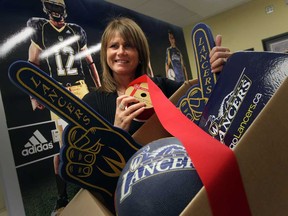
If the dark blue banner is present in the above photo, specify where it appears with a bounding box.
[199,51,288,148]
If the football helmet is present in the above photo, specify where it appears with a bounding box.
[42,0,67,22]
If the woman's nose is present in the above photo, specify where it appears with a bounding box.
[117,46,126,55]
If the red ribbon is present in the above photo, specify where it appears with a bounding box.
[137,75,251,216]
[129,84,149,97]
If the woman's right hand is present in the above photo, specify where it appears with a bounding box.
[209,35,232,73]
[114,95,146,132]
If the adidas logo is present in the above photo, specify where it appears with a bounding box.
[21,130,53,156]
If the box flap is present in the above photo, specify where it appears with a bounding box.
[60,189,113,216]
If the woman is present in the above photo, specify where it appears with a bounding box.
[83,17,230,135]
[83,17,182,134]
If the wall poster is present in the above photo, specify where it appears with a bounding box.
[0,0,191,215]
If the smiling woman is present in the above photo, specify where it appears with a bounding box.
[100,17,151,93]
[106,32,140,79]
[83,17,183,135]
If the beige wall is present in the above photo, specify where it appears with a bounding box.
[184,0,288,78]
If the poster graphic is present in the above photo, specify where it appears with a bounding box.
[0,0,191,215]
[9,121,59,167]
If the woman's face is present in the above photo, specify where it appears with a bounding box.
[106,32,139,77]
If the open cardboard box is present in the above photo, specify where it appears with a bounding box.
[61,77,288,216]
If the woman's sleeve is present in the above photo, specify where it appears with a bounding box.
[82,92,98,110]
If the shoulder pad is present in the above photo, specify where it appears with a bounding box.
[27,17,48,30]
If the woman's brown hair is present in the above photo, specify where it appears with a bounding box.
[100,17,151,92]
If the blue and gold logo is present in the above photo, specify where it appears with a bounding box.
[177,23,217,124]
[117,137,198,203]
[8,60,141,208]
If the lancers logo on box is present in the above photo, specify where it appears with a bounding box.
[205,70,259,145]
[199,51,288,149]
[8,120,60,167]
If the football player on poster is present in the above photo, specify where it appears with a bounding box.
[26,0,101,215]
[165,29,188,82]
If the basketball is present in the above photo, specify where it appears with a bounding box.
[115,137,203,216]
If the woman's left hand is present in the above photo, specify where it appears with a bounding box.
[209,35,232,73]
[114,95,146,132]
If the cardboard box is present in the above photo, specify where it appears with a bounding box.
[60,79,198,216]
[60,189,113,216]
[180,76,288,216]
[61,77,288,216]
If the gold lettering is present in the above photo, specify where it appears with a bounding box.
[198,37,204,46]
[204,77,211,85]
[201,61,209,70]
[203,68,209,77]
[58,96,66,107]
[42,84,50,95]
[66,103,75,114]
[74,109,83,120]
[199,50,207,61]
[205,85,212,94]
[30,76,41,88]
[48,89,58,103]
[83,115,90,125]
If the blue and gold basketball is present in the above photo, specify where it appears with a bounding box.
[115,137,203,216]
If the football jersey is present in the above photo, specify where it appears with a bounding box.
[166,47,185,82]
[27,17,87,84]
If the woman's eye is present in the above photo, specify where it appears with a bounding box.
[124,44,132,49]
[109,44,118,49]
